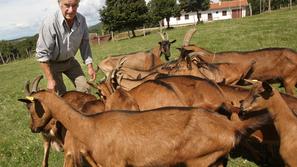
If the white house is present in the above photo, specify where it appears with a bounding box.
[164,0,249,27]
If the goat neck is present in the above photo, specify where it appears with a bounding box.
[32,91,97,145]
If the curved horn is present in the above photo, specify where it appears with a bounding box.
[158,32,165,40]
[95,64,101,73]
[31,75,44,92]
[164,32,169,40]
[183,28,197,46]
[87,81,97,89]
[25,80,31,96]
[244,79,260,84]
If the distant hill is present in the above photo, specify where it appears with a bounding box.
[88,22,103,34]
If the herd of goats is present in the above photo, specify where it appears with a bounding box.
[18,28,297,167]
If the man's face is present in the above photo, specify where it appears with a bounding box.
[59,0,79,21]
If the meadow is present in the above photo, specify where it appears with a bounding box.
[1,6,297,167]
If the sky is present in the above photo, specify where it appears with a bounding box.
[0,0,218,41]
[0,0,106,40]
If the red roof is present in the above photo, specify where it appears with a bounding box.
[210,0,248,10]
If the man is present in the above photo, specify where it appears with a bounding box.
[36,0,96,95]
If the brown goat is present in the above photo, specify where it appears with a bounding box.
[240,80,297,167]
[182,28,297,95]
[18,90,269,167]
[188,48,297,96]
[23,75,100,167]
[98,32,176,77]
[92,75,240,116]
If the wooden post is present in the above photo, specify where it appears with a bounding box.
[249,3,253,16]
[260,0,262,13]
[6,55,10,63]
[143,25,146,37]
[268,0,271,13]
[290,0,292,9]
[0,52,5,64]
[111,31,114,41]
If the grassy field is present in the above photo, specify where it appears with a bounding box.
[1,6,297,167]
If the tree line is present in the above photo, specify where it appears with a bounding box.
[99,0,296,36]
[1,0,295,64]
[0,35,37,64]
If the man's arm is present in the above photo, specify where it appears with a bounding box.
[80,17,96,81]
[39,62,56,90]
[36,16,58,89]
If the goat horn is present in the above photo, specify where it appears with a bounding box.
[24,80,31,96]
[95,65,101,73]
[31,75,44,92]
[87,81,97,89]
[183,28,197,46]
[165,32,169,40]
[159,32,165,40]
[244,79,259,84]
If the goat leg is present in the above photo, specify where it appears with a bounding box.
[41,134,51,167]
[63,152,74,167]
[80,149,101,167]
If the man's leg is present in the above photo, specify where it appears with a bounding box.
[64,58,90,93]
[49,63,67,95]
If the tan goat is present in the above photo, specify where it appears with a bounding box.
[18,90,269,167]
[23,75,100,167]
[91,75,240,116]
[240,80,297,167]
[98,32,176,77]
[182,28,297,96]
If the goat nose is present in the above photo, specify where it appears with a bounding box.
[31,127,41,133]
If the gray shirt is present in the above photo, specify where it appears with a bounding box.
[36,10,92,64]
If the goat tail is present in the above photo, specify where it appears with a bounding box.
[233,112,270,145]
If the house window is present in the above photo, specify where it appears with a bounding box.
[176,16,180,21]
[222,11,227,16]
[185,14,189,20]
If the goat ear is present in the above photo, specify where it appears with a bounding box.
[18,98,33,104]
[176,47,182,51]
[170,39,176,44]
[261,82,273,99]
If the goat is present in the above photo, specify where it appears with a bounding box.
[18,90,269,167]
[101,58,255,92]
[159,51,255,86]
[91,75,240,116]
[188,48,297,96]
[98,32,176,77]
[22,76,63,167]
[182,28,297,95]
[240,80,297,167]
[23,75,100,167]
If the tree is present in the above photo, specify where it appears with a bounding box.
[179,0,210,23]
[99,0,148,37]
[147,0,180,29]
[248,0,296,14]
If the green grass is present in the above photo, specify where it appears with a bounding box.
[1,6,297,167]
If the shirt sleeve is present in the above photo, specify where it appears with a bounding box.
[79,19,93,65]
[35,18,56,62]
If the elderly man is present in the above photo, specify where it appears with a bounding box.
[36,0,96,95]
